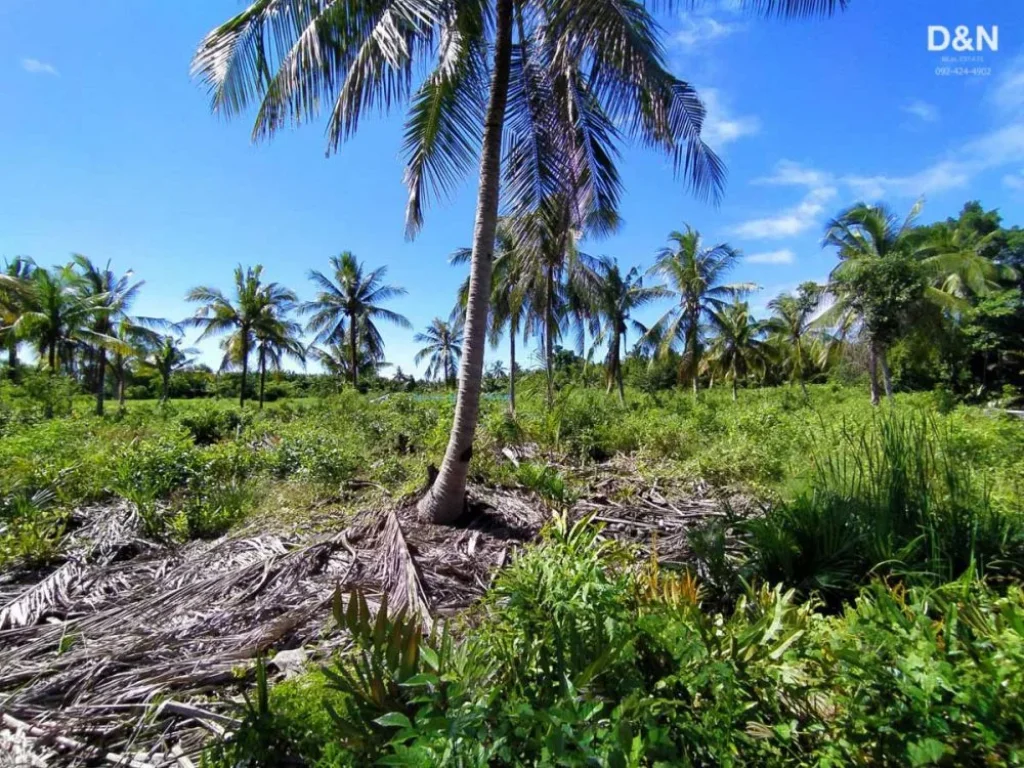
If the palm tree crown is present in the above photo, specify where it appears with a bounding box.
[646,227,753,394]
[415,317,464,387]
[301,252,410,388]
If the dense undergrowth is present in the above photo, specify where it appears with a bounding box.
[208,520,1024,767]
[3,382,1024,764]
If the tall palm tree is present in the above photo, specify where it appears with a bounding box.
[1,257,34,381]
[254,287,306,409]
[415,318,464,387]
[193,0,844,523]
[144,335,199,403]
[646,228,752,395]
[72,254,164,416]
[821,202,934,404]
[704,298,765,401]
[586,257,670,403]
[185,265,275,408]
[110,317,165,410]
[300,253,410,389]
[764,282,824,396]
[310,341,391,385]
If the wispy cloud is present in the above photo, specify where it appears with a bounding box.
[21,58,58,76]
[699,88,760,148]
[746,249,796,265]
[734,161,836,240]
[991,55,1024,115]
[901,99,939,123]
[1005,170,1024,191]
[674,14,744,49]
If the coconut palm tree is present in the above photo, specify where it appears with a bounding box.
[585,257,670,403]
[763,282,825,396]
[704,298,766,401]
[415,318,464,387]
[310,341,391,386]
[193,0,844,523]
[144,336,199,403]
[185,265,276,408]
[821,202,933,404]
[71,254,170,416]
[300,253,410,389]
[110,317,165,410]
[254,297,306,409]
[15,264,106,375]
[646,228,752,395]
[1,257,34,381]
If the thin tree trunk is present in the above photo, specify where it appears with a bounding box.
[616,333,625,405]
[48,341,56,374]
[162,371,170,403]
[732,378,738,401]
[418,0,513,525]
[95,349,107,416]
[799,376,808,399]
[239,341,249,409]
[545,265,555,407]
[7,342,17,382]
[258,348,267,410]
[117,357,126,410]
[879,345,893,400]
[868,342,880,406]
[349,315,358,389]
[508,329,516,415]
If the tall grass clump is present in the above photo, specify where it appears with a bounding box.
[747,411,1024,603]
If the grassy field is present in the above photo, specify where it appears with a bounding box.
[2,384,1024,765]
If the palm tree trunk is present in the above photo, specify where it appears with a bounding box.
[417,0,513,525]
[349,315,358,389]
[545,265,555,407]
[162,371,170,403]
[508,329,516,415]
[117,357,127,410]
[239,340,249,408]
[616,334,625,405]
[48,340,56,374]
[258,348,267,410]
[732,378,738,401]
[95,348,107,416]
[7,342,17,382]
[879,345,893,400]
[868,342,880,406]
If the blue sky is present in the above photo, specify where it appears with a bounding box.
[2,0,1022,376]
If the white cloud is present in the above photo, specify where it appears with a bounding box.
[753,160,833,188]
[901,99,938,123]
[700,88,760,148]
[674,15,743,49]
[746,249,795,265]
[732,186,837,239]
[844,160,970,199]
[21,58,58,76]
[991,56,1024,115]
[1005,171,1024,191]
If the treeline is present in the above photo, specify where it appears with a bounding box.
[1,201,1021,411]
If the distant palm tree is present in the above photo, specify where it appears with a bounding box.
[72,254,170,416]
[310,341,391,386]
[647,228,753,394]
[110,317,165,410]
[1,257,34,380]
[144,336,199,403]
[185,265,277,408]
[704,298,766,401]
[586,257,670,403]
[254,288,306,409]
[764,282,825,396]
[821,202,929,404]
[192,0,843,524]
[415,318,464,387]
[15,264,104,375]
[300,253,410,389]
